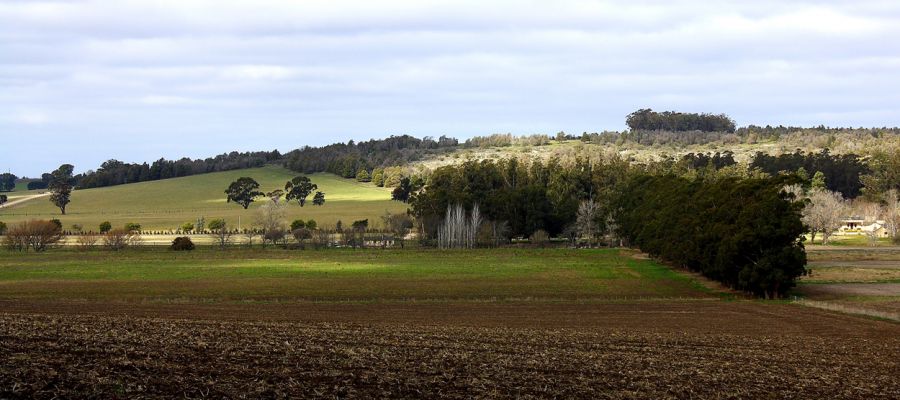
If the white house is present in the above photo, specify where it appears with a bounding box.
[839,216,889,238]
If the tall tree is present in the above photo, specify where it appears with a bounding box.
[285,176,318,206]
[0,173,17,192]
[391,176,421,203]
[225,177,263,209]
[48,164,74,215]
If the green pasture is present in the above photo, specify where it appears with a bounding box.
[0,166,407,230]
[0,248,712,302]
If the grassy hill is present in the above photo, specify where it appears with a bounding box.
[0,166,407,231]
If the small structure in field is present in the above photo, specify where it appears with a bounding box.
[838,216,889,238]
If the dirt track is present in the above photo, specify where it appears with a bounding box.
[1,301,898,399]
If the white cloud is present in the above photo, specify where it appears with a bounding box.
[139,95,196,105]
[219,65,295,81]
[4,109,51,125]
[0,1,899,176]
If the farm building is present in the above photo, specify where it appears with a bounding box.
[838,217,889,238]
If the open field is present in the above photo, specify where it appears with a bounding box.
[1,248,897,398]
[0,166,406,231]
[0,248,711,302]
[1,302,898,399]
[796,246,900,319]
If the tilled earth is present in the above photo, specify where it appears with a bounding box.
[0,302,898,399]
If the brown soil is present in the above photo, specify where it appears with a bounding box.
[1,300,898,399]
[797,283,900,298]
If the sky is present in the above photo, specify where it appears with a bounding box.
[2,0,899,177]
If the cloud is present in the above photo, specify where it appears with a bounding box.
[9,109,51,125]
[139,95,196,105]
[0,1,899,176]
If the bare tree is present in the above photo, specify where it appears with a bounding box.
[576,199,599,247]
[103,229,135,251]
[256,198,286,248]
[861,202,884,247]
[382,212,414,248]
[76,232,100,251]
[884,189,900,242]
[3,220,62,252]
[208,219,233,249]
[437,204,483,249]
[804,189,848,245]
[468,204,482,249]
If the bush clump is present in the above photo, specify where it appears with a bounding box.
[170,236,195,251]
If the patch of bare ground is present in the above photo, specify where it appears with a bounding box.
[0,301,898,399]
[797,283,900,298]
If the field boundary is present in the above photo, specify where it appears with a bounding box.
[793,298,900,322]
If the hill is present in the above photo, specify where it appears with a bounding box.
[0,166,406,231]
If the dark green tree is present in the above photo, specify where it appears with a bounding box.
[0,194,7,205]
[290,219,306,231]
[0,173,17,192]
[285,176,318,206]
[312,191,325,206]
[391,177,422,203]
[48,164,75,215]
[99,221,112,233]
[225,177,263,209]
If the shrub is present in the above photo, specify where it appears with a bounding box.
[306,219,317,230]
[181,222,194,233]
[0,221,6,235]
[356,169,371,182]
[290,219,306,231]
[208,218,232,249]
[99,221,112,234]
[170,236,195,251]
[27,181,48,190]
[49,219,62,231]
[3,220,62,252]
[125,222,142,233]
[76,233,99,251]
[103,229,140,251]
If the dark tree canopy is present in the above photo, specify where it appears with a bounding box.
[750,150,868,198]
[0,194,7,205]
[626,109,736,133]
[225,177,263,209]
[410,158,629,238]
[75,151,282,189]
[283,135,457,178]
[0,173,17,192]
[48,164,75,215]
[312,191,325,206]
[614,174,806,298]
[285,176,318,207]
[391,177,423,203]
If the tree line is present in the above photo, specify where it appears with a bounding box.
[614,174,806,298]
[74,151,283,189]
[626,109,736,133]
[750,150,868,198]
[406,156,808,298]
[282,135,456,178]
